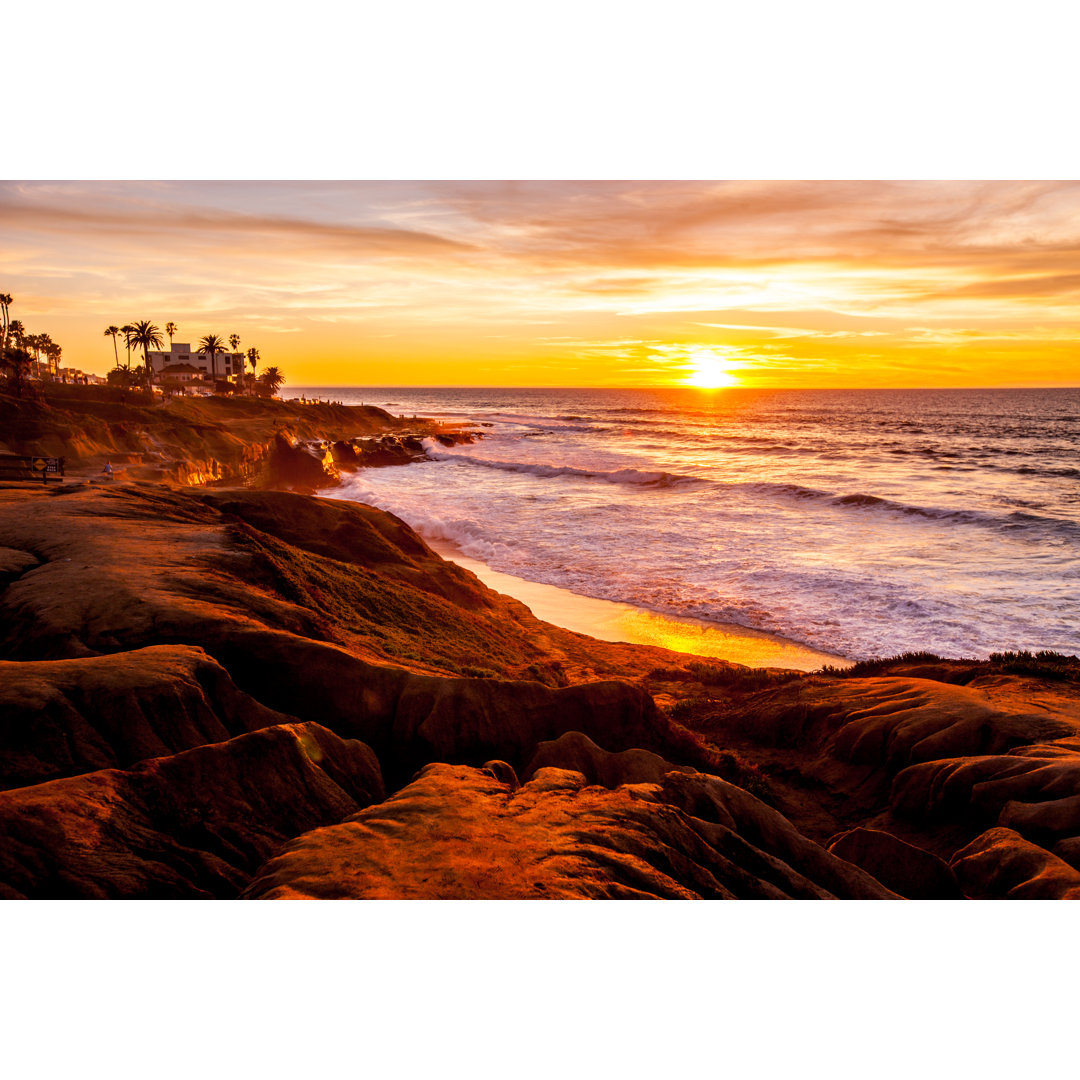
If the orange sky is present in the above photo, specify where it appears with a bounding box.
[3,179,1080,388]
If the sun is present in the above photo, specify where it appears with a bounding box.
[685,348,741,389]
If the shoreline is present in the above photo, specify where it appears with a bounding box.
[427,539,850,672]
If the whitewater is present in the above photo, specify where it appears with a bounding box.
[298,386,1080,661]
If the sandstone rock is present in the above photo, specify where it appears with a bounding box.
[0,545,38,587]
[481,760,519,788]
[999,794,1080,841]
[0,645,295,789]
[1052,836,1080,870]
[0,722,383,899]
[727,677,1079,769]
[523,730,692,788]
[243,762,899,900]
[950,827,1080,899]
[891,749,1080,824]
[826,827,961,899]
[266,434,340,493]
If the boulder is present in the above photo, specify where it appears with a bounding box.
[523,731,692,788]
[950,827,1080,900]
[0,722,383,899]
[0,645,295,789]
[266,434,340,492]
[891,749,1080,825]
[826,827,961,899]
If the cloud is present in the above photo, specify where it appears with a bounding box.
[0,183,476,259]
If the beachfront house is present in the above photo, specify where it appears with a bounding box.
[158,363,203,385]
[146,343,244,382]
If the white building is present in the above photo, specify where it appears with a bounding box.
[147,343,244,381]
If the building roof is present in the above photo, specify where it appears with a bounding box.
[162,363,202,374]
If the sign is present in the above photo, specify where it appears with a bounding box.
[32,457,48,472]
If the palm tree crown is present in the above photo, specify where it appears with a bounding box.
[120,324,136,369]
[104,325,121,367]
[164,321,177,346]
[245,347,260,395]
[128,321,165,386]
[259,365,284,397]
[198,334,227,384]
[0,293,12,353]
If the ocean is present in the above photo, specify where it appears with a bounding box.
[293,386,1080,661]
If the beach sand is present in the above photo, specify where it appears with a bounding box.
[429,541,849,672]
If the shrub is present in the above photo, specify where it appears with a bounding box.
[988,650,1080,681]
[818,651,946,678]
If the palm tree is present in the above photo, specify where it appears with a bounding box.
[228,334,242,386]
[258,365,284,398]
[164,321,177,347]
[128,320,165,387]
[245,346,260,395]
[8,320,25,351]
[1,347,33,397]
[121,324,135,370]
[35,333,57,376]
[104,326,121,368]
[198,334,227,386]
[0,293,12,354]
[45,341,62,379]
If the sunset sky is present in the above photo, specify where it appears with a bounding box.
[4,179,1080,388]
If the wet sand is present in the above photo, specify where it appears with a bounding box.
[429,541,850,672]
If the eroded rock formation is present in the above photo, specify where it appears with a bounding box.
[1,480,1078,900]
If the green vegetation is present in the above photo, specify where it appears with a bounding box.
[127,321,164,388]
[647,660,800,691]
[197,333,227,384]
[257,365,284,398]
[817,651,947,678]
[988,650,1080,681]
[221,519,550,678]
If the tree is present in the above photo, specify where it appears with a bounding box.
[107,365,136,388]
[228,334,242,385]
[104,325,121,368]
[45,341,62,379]
[198,333,227,385]
[0,293,11,355]
[121,324,135,369]
[1,347,33,397]
[128,320,165,387]
[36,333,56,374]
[257,365,284,398]
[8,320,25,351]
[245,347,260,395]
[164,321,177,347]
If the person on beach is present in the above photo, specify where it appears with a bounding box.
[102,461,113,479]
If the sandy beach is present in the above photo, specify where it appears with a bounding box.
[429,540,848,671]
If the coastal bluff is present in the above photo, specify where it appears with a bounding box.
[1,480,1078,898]
[0,385,473,489]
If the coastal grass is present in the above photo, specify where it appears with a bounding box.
[987,650,1080,681]
[816,649,1080,682]
[220,519,558,679]
[817,651,949,678]
[647,660,802,692]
